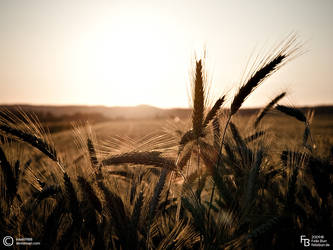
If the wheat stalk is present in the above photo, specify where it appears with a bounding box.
[77,176,102,213]
[213,117,220,149]
[203,96,225,127]
[244,131,266,143]
[208,35,300,220]
[87,138,99,168]
[177,144,193,170]
[148,169,168,225]
[243,150,263,215]
[0,146,17,202]
[231,35,298,116]
[192,59,206,138]
[275,105,307,123]
[0,125,58,162]
[102,151,176,170]
[254,92,286,127]
[232,56,282,116]
[33,184,61,202]
[131,190,144,230]
[179,130,195,154]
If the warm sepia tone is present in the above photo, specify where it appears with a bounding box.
[0,1,332,249]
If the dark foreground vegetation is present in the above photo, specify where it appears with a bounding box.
[0,35,332,249]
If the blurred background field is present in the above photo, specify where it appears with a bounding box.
[10,105,329,160]
[2,105,332,146]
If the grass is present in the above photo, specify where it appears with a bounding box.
[0,35,332,249]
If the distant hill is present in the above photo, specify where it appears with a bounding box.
[1,104,333,120]
[0,104,191,120]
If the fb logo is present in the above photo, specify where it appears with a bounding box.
[2,236,14,247]
[300,235,310,247]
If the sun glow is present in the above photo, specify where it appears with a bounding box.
[69,12,190,107]
[1,1,332,108]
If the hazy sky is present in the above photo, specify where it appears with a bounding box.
[1,0,332,108]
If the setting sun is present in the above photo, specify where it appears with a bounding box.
[84,17,185,106]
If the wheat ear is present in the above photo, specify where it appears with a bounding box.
[203,96,225,127]
[276,105,307,123]
[254,92,286,127]
[231,35,298,116]
[102,151,176,170]
[192,59,205,138]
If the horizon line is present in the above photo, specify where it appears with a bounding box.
[1,102,333,110]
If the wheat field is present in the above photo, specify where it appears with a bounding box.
[1,35,332,249]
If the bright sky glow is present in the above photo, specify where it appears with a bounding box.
[0,0,332,108]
